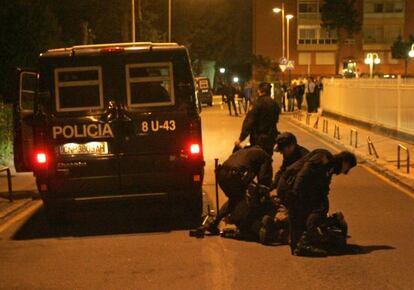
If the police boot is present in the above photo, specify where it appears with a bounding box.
[293,232,327,257]
[204,220,221,236]
[259,215,275,245]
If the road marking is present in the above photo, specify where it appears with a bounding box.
[287,118,414,199]
[0,201,42,233]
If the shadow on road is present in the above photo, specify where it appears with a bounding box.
[12,201,198,241]
[331,244,395,256]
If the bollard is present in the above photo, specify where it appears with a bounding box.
[313,116,320,129]
[214,158,220,214]
[397,144,410,174]
[350,129,358,148]
[0,167,13,202]
[334,125,341,140]
[323,119,329,134]
[367,136,379,158]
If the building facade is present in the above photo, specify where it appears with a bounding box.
[252,0,414,80]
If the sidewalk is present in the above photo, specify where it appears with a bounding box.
[287,111,414,192]
[0,172,37,220]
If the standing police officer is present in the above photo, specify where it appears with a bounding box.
[204,145,273,235]
[235,82,280,155]
[278,149,357,256]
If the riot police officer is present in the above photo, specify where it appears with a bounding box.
[273,132,310,190]
[235,82,280,155]
[204,145,273,235]
[278,149,357,256]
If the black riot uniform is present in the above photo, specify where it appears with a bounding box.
[273,144,310,190]
[206,146,273,234]
[278,149,337,254]
[237,83,280,155]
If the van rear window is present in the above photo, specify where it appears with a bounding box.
[54,66,103,112]
[126,63,175,107]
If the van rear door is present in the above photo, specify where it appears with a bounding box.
[13,69,37,172]
[119,60,203,193]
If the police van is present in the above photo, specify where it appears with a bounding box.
[13,42,204,223]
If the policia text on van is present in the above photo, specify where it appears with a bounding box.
[11,42,204,223]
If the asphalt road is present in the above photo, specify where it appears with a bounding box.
[0,105,413,290]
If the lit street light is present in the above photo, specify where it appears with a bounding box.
[219,68,226,74]
[131,0,136,42]
[286,14,294,61]
[409,44,414,58]
[273,4,285,58]
[364,53,381,78]
[233,76,239,83]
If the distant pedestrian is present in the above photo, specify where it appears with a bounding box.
[243,80,253,112]
[287,83,296,112]
[295,80,305,110]
[306,77,316,113]
[225,83,239,116]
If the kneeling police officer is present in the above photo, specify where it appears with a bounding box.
[204,145,273,235]
[278,149,357,256]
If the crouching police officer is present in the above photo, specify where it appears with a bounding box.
[256,132,310,244]
[278,149,357,257]
[204,145,273,235]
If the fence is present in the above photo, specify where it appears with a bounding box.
[321,78,414,137]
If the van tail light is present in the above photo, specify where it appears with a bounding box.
[190,143,201,155]
[35,151,48,167]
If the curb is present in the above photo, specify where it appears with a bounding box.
[287,116,414,193]
[0,198,35,221]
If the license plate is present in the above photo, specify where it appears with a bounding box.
[59,142,108,155]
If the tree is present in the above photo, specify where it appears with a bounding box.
[0,0,62,98]
[320,0,361,74]
[391,35,414,76]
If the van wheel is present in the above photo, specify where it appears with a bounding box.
[170,190,202,228]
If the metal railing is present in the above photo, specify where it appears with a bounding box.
[0,167,13,202]
[350,129,358,148]
[397,144,410,174]
[367,136,379,159]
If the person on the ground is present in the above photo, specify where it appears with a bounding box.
[277,149,357,257]
[235,82,280,155]
[204,145,273,235]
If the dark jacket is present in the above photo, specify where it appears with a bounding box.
[273,144,309,189]
[239,95,280,146]
[279,149,336,212]
[221,145,273,187]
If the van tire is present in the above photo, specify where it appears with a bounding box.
[170,189,202,228]
[43,201,67,225]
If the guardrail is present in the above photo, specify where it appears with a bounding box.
[350,129,358,148]
[397,144,410,174]
[0,167,13,202]
[367,136,379,159]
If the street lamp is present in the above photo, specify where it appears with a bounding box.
[364,53,381,78]
[273,4,285,58]
[168,0,172,42]
[286,14,294,61]
[219,68,226,74]
[409,44,414,58]
[233,76,239,83]
[131,0,136,42]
